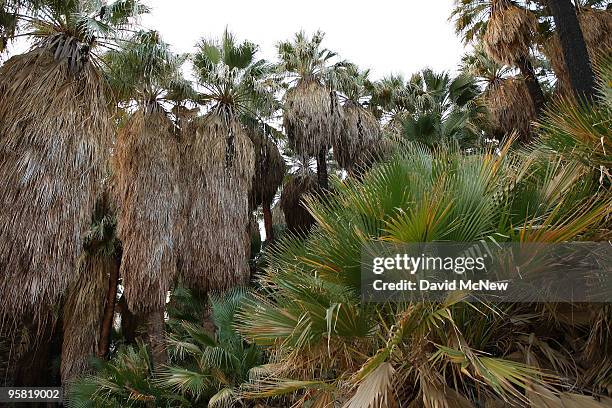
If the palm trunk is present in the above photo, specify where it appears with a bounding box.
[262,202,274,242]
[547,0,596,101]
[202,304,216,335]
[118,295,138,344]
[516,55,545,117]
[316,147,329,191]
[97,254,120,358]
[145,308,167,371]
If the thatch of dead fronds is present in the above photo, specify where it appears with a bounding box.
[249,130,286,209]
[0,48,112,327]
[272,204,286,228]
[485,76,536,139]
[483,0,538,66]
[179,113,254,292]
[171,105,200,132]
[543,8,612,96]
[280,172,321,234]
[113,106,180,313]
[60,250,112,384]
[284,79,342,157]
[334,101,383,174]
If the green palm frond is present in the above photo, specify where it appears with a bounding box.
[192,29,279,119]
[104,30,186,105]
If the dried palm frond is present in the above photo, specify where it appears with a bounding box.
[0,48,112,327]
[180,113,254,292]
[483,0,537,66]
[280,172,320,234]
[334,101,384,174]
[61,250,112,384]
[543,8,612,96]
[171,105,200,131]
[284,79,342,157]
[249,130,286,209]
[485,77,535,139]
[579,8,612,52]
[62,194,117,383]
[113,106,180,313]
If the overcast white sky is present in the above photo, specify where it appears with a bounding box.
[140,0,466,79]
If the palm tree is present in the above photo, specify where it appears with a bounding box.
[182,30,275,295]
[106,30,185,369]
[462,45,536,139]
[547,0,597,101]
[369,74,419,135]
[452,0,546,117]
[0,0,145,331]
[484,0,545,114]
[398,69,486,148]
[277,30,345,190]
[334,64,385,175]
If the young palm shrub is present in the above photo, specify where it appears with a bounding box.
[236,139,610,406]
[66,288,261,407]
[278,30,345,190]
[65,343,187,408]
[161,288,263,406]
[0,0,144,330]
[334,64,385,175]
[181,30,275,293]
[106,31,185,368]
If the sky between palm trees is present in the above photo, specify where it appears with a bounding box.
[141,0,466,79]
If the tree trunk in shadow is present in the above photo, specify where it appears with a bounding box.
[202,304,216,336]
[547,0,596,101]
[262,202,274,242]
[145,309,167,371]
[97,254,120,358]
[316,147,329,191]
[117,295,139,345]
[516,55,546,118]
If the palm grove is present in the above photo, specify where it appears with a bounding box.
[0,0,610,406]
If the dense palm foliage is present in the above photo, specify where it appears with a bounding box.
[0,1,610,407]
[236,135,609,405]
[67,288,261,407]
[396,69,486,148]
